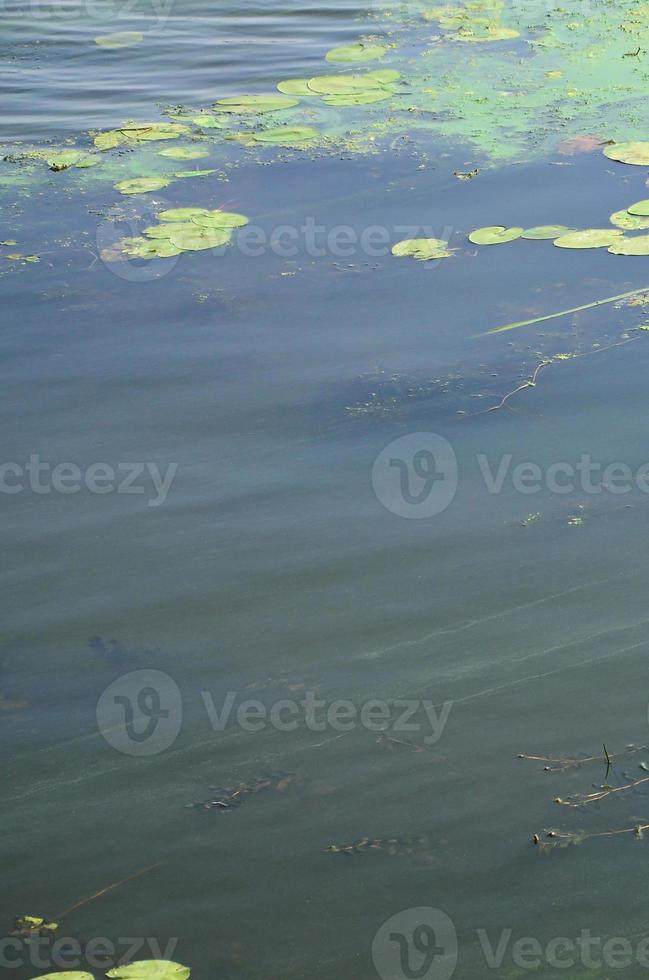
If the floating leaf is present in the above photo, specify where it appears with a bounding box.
[107,962,190,980]
[325,43,387,63]
[608,235,649,255]
[158,147,208,160]
[45,150,100,171]
[322,90,392,105]
[213,95,298,114]
[554,229,623,248]
[250,126,319,146]
[277,79,315,96]
[628,200,649,216]
[609,210,649,231]
[94,122,190,149]
[469,225,523,244]
[191,210,249,228]
[122,236,182,258]
[307,74,388,95]
[391,238,454,260]
[168,227,231,251]
[191,115,226,129]
[143,222,190,239]
[173,169,216,178]
[157,207,210,221]
[95,31,143,48]
[29,974,93,980]
[450,24,519,41]
[521,225,573,239]
[604,142,649,165]
[114,177,171,195]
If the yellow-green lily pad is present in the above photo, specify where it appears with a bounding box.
[122,237,182,258]
[213,95,298,114]
[391,238,454,260]
[157,207,210,221]
[322,90,392,105]
[173,169,216,178]
[95,31,143,48]
[521,225,573,239]
[554,229,623,248]
[251,126,319,145]
[608,235,649,255]
[610,209,649,231]
[107,962,190,980]
[168,227,231,251]
[29,974,93,980]
[469,225,523,245]
[115,177,171,195]
[307,74,387,95]
[277,79,314,96]
[158,147,208,160]
[94,122,190,150]
[191,210,249,228]
[143,222,193,239]
[325,43,388,63]
[627,200,649,216]
[604,142,649,165]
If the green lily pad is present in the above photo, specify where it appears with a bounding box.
[521,225,573,239]
[121,237,182,258]
[143,222,193,239]
[107,962,190,980]
[173,169,216,178]
[94,122,190,150]
[608,235,649,255]
[213,95,299,114]
[168,227,231,251]
[157,207,210,221]
[95,31,143,48]
[627,200,649,216]
[307,74,387,95]
[365,69,401,83]
[468,225,523,245]
[277,79,314,96]
[251,126,319,146]
[45,150,100,171]
[29,974,93,980]
[322,90,393,106]
[191,210,249,228]
[554,229,623,248]
[391,238,454,260]
[325,43,388,63]
[158,147,208,160]
[610,209,649,231]
[191,115,226,129]
[604,142,649,165]
[114,177,171,195]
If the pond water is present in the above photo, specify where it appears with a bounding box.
[4,1,649,979]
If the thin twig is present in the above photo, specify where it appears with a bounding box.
[483,285,649,335]
[556,773,649,807]
[55,862,163,920]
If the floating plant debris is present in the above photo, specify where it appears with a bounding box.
[325,43,388,63]
[188,772,300,812]
[107,962,190,980]
[94,31,144,48]
[468,225,522,245]
[553,229,623,249]
[10,915,58,938]
[391,237,454,260]
[324,835,431,856]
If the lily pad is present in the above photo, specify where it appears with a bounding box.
[143,222,193,239]
[627,200,649,216]
[307,74,388,95]
[608,236,649,255]
[554,229,623,248]
[251,126,319,146]
[604,142,649,165]
[29,975,93,980]
[173,169,216,178]
[191,210,249,228]
[114,177,171,195]
[521,225,573,239]
[468,225,523,245]
[157,207,210,221]
[451,24,519,41]
[45,150,100,171]
[158,147,208,160]
[610,210,649,231]
[122,237,182,258]
[277,79,314,96]
[325,43,388,63]
[322,91,393,106]
[107,962,190,980]
[168,227,231,251]
[391,238,454,260]
[95,31,143,48]
[191,115,226,129]
[94,122,190,150]
[213,95,299,114]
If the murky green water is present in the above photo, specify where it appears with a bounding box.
[4,1,649,979]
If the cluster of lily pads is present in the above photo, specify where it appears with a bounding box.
[468,199,649,255]
[107,207,248,261]
[28,963,189,980]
